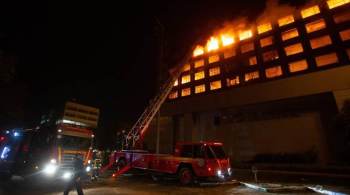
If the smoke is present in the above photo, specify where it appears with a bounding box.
[257,0,297,24]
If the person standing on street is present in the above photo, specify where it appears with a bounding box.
[64,154,85,195]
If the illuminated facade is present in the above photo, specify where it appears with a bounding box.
[144,1,350,165]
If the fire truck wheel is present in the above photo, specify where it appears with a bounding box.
[178,167,194,185]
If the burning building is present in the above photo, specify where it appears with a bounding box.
[144,0,350,165]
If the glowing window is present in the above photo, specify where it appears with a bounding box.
[209,67,220,76]
[340,29,350,41]
[194,59,205,68]
[249,56,257,66]
[333,12,350,24]
[301,5,320,19]
[221,34,235,46]
[239,30,253,41]
[278,15,295,27]
[181,88,191,97]
[210,80,222,90]
[281,28,299,41]
[265,66,283,78]
[284,43,304,56]
[262,50,279,62]
[260,36,273,47]
[169,91,178,99]
[305,19,326,33]
[245,71,259,82]
[327,0,350,9]
[241,42,255,53]
[289,59,308,72]
[226,76,240,86]
[194,71,205,80]
[181,75,191,84]
[224,49,236,59]
[183,64,190,72]
[193,45,204,57]
[315,53,338,67]
[310,35,332,49]
[173,80,178,86]
[208,55,220,64]
[206,37,219,52]
[195,84,206,94]
[257,23,272,34]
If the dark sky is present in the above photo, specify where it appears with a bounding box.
[0,0,306,148]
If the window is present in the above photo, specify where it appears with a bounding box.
[262,50,279,62]
[333,12,350,24]
[195,84,206,94]
[281,28,299,41]
[327,0,350,9]
[315,53,338,67]
[194,59,205,68]
[173,79,178,86]
[208,55,220,64]
[181,88,191,96]
[289,59,308,72]
[226,76,240,86]
[301,5,320,19]
[182,64,190,72]
[224,49,236,59]
[193,45,204,57]
[257,23,272,34]
[249,56,257,65]
[210,80,222,90]
[310,35,332,49]
[260,36,273,47]
[169,91,178,99]
[181,74,191,84]
[194,71,205,80]
[239,30,253,41]
[265,66,283,78]
[305,19,326,33]
[278,15,295,27]
[245,71,259,81]
[241,42,254,53]
[284,43,304,56]
[209,67,220,76]
[340,29,350,41]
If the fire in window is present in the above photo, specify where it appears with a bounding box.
[262,50,279,62]
[244,71,259,82]
[260,36,273,47]
[208,55,220,64]
[305,19,326,33]
[181,74,191,84]
[239,30,253,41]
[210,80,222,90]
[315,53,339,67]
[339,29,350,41]
[206,37,219,52]
[257,23,272,34]
[281,28,299,41]
[327,0,350,9]
[194,59,205,68]
[310,35,332,49]
[183,64,190,72]
[241,42,254,53]
[209,67,220,76]
[301,5,320,19]
[224,49,236,59]
[173,79,178,86]
[278,15,295,27]
[221,34,235,46]
[284,43,304,56]
[195,84,206,94]
[289,59,308,73]
[181,88,191,97]
[169,91,178,99]
[193,45,204,57]
[226,76,240,86]
[333,12,350,24]
[249,56,257,66]
[194,71,205,80]
[265,66,283,78]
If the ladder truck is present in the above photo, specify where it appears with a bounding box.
[103,40,232,185]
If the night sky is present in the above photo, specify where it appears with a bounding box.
[0,0,307,148]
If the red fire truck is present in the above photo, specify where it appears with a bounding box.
[113,141,231,185]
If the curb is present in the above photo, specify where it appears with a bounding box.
[241,182,310,193]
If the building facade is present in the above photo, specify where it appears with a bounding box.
[144,0,350,165]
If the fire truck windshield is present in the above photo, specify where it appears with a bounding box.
[58,135,91,150]
[207,145,226,159]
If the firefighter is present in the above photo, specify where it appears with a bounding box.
[63,154,85,195]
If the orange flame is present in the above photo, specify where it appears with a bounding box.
[220,34,234,46]
[206,37,219,52]
[193,45,204,57]
[239,30,253,41]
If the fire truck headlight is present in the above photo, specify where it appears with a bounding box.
[86,166,91,172]
[50,158,57,164]
[63,172,72,180]
[88,160,91,164]
[217,170,222,176]
[43,164,57,175]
